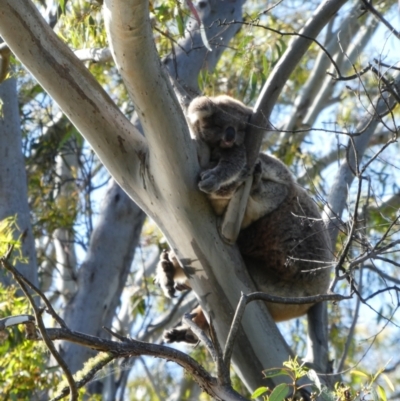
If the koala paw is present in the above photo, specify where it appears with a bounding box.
[175,282,191,292]
[254,160,262,174]
[252,160,262,187]
[199,170,221,193]
[155,250,177,298]
[163,327,198,344]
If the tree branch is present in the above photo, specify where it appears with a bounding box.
[103,0,294,392]
[103,0,198,194]
[360,0,400,40]
[246,0,349,169]
[323,68,400,244]
[0,0,148,206]
[45,327,248,401]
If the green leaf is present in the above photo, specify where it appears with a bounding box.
[137,299,146,316]
[249,72,258,102]
[351,369,368,378]
[58,0,66,14]
[251,386,269,399]
[262,55,269,75]
[262,368,291,378]
[377,385,387,401]
[269,383,290,401]
[381,373,395,392]
[176,13,184,37]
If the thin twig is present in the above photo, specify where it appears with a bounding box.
[208,317,231,386]
[374,59,400,71]
[182,313,217,361]
[103,326,131,342]
[219,19,342,79]
[373,215,400,251]
[333,171,364,284]
[363,285,400,302]
[328,63,372,81]
[360,0,400,40]
[223,293,247,367]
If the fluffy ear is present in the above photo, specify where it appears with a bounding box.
[213,95,253,116]
[187,97,214,125]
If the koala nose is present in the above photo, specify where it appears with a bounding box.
[224,126,236,144]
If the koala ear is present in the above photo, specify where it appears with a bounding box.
[187,97,214,125]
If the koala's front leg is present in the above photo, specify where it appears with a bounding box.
[163,305,208,344]
[199,146,247,193]
[154,250,190,298]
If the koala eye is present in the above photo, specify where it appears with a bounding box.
[224,126,236,143]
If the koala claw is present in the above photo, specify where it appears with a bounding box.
[175,283,191,291]
[252,160,262,187]
[199,170,221,193]
[199,180,220,193]
[163,327,198,344]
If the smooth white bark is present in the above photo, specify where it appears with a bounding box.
[0,78,38,285]
[74,47,112,63]
[103,0,292,391]
[0,0,147,207]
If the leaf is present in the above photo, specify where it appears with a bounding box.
[307,369,321,392]
[377,385,387,401]
[175,13,184,37]
[370,367,384,384]
[262,367,291,378]
[351,369,368,378]
[58,0,66,14]
[269,383,290,401]
[262,55,269,75]
[381,374,395,392]
[249,72,258,101]
[251,386,269,399]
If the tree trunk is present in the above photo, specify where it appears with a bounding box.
[0,78,38,286]
[63,182,146,373]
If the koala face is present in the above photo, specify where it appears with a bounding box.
[187,95,252,149]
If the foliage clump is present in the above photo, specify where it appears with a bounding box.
[0,285,60,401]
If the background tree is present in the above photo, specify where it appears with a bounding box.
[0,0,399,400]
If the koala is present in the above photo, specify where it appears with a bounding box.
[155,95,332,343]
[187,95,252,194]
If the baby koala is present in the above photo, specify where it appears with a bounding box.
[155,95,332,343]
